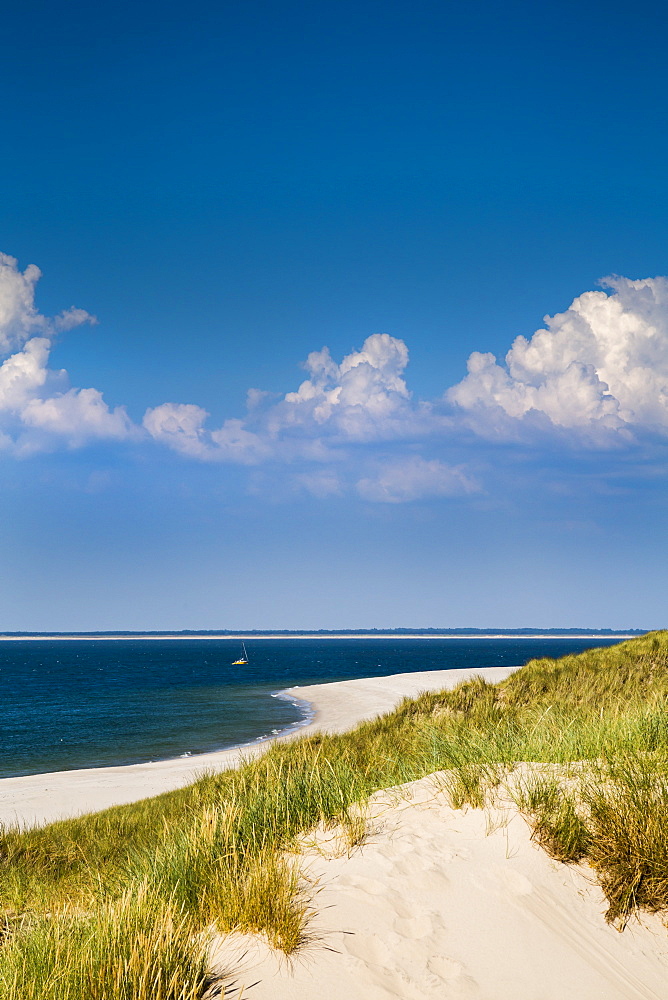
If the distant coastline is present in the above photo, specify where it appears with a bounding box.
[0,628,647,641]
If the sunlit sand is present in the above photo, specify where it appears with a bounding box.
[213,774,668,999]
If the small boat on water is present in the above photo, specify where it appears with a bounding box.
[232,642,249,665]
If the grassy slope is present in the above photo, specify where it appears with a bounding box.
[1,631,668,996]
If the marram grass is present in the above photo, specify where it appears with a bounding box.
[0,883,210,1000]
[1,630,668,995]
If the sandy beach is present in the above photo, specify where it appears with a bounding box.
[0,666,515,829]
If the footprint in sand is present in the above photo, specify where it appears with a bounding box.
[344,931,393,967]
[389,857,451,885]
[426,956,481,997]
[378,967,435,999]
[340,875,389,896]
[346,918,475,999]
[393,913,435,939]
[383,835,416,856]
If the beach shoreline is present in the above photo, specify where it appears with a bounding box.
[0,666,516,830]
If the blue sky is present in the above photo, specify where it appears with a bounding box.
[1,0,667,630]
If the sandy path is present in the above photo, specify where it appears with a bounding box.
[213,774,668,1000]
[0,666,515,829]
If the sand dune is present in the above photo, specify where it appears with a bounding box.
[213,774,668,1000]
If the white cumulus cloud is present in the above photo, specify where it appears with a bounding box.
[21,388,133,448]
[0,337,51,412]
[448,276,668,438]
[143,333,438,467]
[0,254,134,453]
[142,403,211,458]
[0,254,46,354]
[279,334,426,442]
[142,277,668,499]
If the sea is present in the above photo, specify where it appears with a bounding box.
[0,635,633,779]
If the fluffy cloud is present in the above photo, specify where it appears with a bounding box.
[0,253,96,353]
[0,254,45,354]
[141,275,668,499]
[142,403,210,458]
[21,388,133,447]
[7,248,668,503]
[144,275,668,475]
[143,333,438,466]
[141,405,271,463]
[448,276,668,438]
[0,254,134,453]
[357,456,479,503]
[281,334,414,440]
[0,337,50,411]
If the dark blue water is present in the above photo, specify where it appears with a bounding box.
[0,637,627,778]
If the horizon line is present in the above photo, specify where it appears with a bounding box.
[0,627,649,641]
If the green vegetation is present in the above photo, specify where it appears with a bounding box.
[2,631,668,995]
[0,885,210,1000]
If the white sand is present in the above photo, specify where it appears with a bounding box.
[213,775,668,1000]
[0,666,514,829]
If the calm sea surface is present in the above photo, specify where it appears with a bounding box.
[0,637,628,778]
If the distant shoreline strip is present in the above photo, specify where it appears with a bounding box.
[0,634,640,642]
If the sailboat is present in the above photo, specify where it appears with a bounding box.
[232,642,249,665]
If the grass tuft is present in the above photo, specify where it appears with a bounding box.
[516,774,590,863]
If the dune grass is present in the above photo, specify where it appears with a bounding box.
[0,884,211,1000]
[1,631,668,994]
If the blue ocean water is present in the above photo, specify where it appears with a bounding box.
[0,637,628,778]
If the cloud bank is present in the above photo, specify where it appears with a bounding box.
[4,250,668,500]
